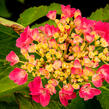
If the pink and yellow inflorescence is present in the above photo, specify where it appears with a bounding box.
[6,5,109,107]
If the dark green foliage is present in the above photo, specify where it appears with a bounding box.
[0,0,11,17]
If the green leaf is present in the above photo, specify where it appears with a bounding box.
[15,93,48,109]
[17,3,61,27]
[15,93,61,109]
[66,95,86,109]
[88,4,109,22]
[31,20,56,29]
[64,95,102,109]
[97,87,109,109]
[0,17,24,28]
[0,0,11,17]
[0,24,28,97]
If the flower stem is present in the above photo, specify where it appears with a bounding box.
[101,86,109,91]
[58,84,62,89]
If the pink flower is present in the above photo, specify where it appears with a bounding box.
[45,84,56,95]
[47,10,56,20]
[28,77,50,107]
[16,26,33,48]
[73,34,83,44]
[84,33,94,43]
[48,79,59,87]
[30,28,40,41]
[53,60,62,70]
[9,68,28,85]
[92,74,103,87]
[94,21,109,44]
[6,51,19,66]
[84,56,93,67]
[71,60,83,75]
[74,9,81,18]
[48,39,57,48]
[97,64,109,83]
[44,24,58,37]
[61,5,76,18]
[72,45,80,53]
[83,67,94,77]
[79,83,101,101]
[59,84,76,106]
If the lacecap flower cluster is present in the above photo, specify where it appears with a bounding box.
[6,5,109,107]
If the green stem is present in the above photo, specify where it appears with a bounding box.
[58,84,62,89]
[101,86,109,91]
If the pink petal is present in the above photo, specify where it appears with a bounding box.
[32,95,40,103]
[92,74,103,87]
[47,10,56,20]
[97,64,109,83]
[9,68,28,85]
[90,88,101,96]
[16,26,33,48]
[60,96,68,106]
[40,90,50,107]
[6,51,19,66]
[28,76,43,92]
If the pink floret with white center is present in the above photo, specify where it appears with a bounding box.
[6,51,19,66]
[28,77,50,107]
[9,68,28,85]
[47,10,56,20]
[79,83,101,101]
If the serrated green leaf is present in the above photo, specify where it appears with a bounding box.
[88,4,109,22]
[17,3,61,27]
[0,0,11,17]
[31,20,56,29]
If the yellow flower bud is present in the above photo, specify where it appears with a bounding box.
[95,40,100,46]
[53,32,59,38]
[103,48,108,54]
[63,80,67,84]
[107,57,109,61]
[94,51,98,55]
[32,72,36,77]
[72,83,80,89]
[60,77,64,81]
[66,18,70,23]
[65,25,70,29]
[77,78,83,82]
[94,34,100,40]
[58,23,64,32]
[100,38,108,47]
[98,53,103,58]
[94,56,100,62]
[45,64,53,72]
[101,55,107,61]
[88,51,94,58]
[82,75,88,80]
[56,52,62,58]
[55,19,60,24]
[70,21,74,27]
